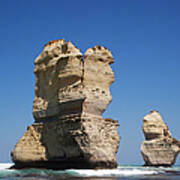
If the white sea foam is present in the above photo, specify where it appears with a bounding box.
[67,167,158,177]
[0,163,13,170]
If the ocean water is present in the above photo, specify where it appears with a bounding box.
[1,163,180,180]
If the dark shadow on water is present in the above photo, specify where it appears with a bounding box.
[3,174,180,180]
[9,177,118,180]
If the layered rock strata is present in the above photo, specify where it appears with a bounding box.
[141,110,180,166]
[11,39,120,169]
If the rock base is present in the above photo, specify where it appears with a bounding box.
[11,114,120,169]
[11,159,117,170]
[141,138,179,166]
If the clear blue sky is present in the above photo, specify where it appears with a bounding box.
[0,0,180,165]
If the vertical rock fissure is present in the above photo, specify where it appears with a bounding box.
[81,55,85,84]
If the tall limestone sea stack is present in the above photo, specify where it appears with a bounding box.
[11,39,120,169]
[141,110,180,166]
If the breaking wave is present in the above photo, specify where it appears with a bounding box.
[1,163,180,179]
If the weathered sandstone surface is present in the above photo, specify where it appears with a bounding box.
[11,39,120,169]
[141,110,180,166]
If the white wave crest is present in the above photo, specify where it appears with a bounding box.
[67,167,158,177]
[0,163,13,170]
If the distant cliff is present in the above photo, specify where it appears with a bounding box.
[11,39,120,169]
[141,110,180,166]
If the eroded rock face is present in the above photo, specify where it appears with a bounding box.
[141,111,180,166]
[11,39,120,169]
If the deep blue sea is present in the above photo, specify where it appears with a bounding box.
[1,163,180,180]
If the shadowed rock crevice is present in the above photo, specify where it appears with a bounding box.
[11,39,120,169]
[141,110,180,166]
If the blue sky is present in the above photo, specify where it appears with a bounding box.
[0,0,180,165]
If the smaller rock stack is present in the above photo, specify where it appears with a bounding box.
[141,110,180,166]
